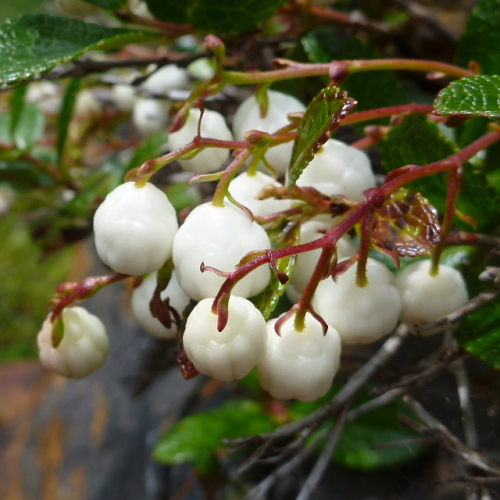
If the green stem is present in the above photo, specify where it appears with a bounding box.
[212,148,252,207]
[222,58,473,85]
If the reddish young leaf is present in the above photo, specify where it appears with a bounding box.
[372,189,441,258]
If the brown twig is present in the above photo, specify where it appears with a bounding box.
[371,346,466,396]
[402,396,500,477]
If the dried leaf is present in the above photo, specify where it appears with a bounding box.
[372,189,441,258]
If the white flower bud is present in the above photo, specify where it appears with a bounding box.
[228,171,292,217]
[313,258,403,344]
[131,271,190,338]
[26,81,62,115]
[232,90,306,175]
[183,296,267,381]
[167,108,233,174]
[112,84,137,112]
[37,307,109,379]
[257,313,341,402]
[172,202,271,301]
[74,89,101,117]
[94,182,178,276]
[140,65,190,95]
[396,260,468,327]
[132,97,171,137]
[295,139,376,201]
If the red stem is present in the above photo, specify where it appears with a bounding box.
[431,167,461,274]
[342,104,434,125]
[383,131,500,194]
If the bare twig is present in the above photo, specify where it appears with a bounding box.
[412,290,499,336]
[242,441,317,500]
[403,396,500,477]
[445,333,492,500]
[295,407,349,500]
[371,346,466,396]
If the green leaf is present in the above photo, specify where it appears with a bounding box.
[289,384,425,469]
[288,86,353,188]
[435,75,500,118]
[9,85,28,138]
[334,396,426,469]
[0,161,52,190]
[82,0,126,8]
[57,78,82,168]
[145,0,285,34]
[456,0,500,74]
[125,130,168,174]
[0,14,157,87]
[302,28,409,122]
[165,181,202,213]
[378,113,500,231]
[153,399,277,473]
[13,103,45,151]
[457,300,500,369]
[251,220,299,319]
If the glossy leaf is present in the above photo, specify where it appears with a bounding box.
[289,385,425,469]
[302,29,409,122]
[372,189,441,258]
[153,399,277,473]
[435,75,500,118]
[57,78,82,168]
[0,14,156,87]
[456,0,500,74]
[288,86,354,188]
[457,301,500,369]
[144,0,285,33]
[334,396,426,470]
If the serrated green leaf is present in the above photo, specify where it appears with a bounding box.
[288,86,352,188]
[457,300,500,369]
[334,396,425,470]
[153,399,277,473]
[82,0,126,8]
[57,78,82,168]
[0,161,53,190]
[0,14,157,87]
[379,113,500,231]
[457,0,500,74]
[435,75,500,118]
[302,28,409,123]
[13,104,45,151]
[145,0,285,34]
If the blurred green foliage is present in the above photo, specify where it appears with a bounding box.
[0,0,47,21]
[0,212,72,363]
